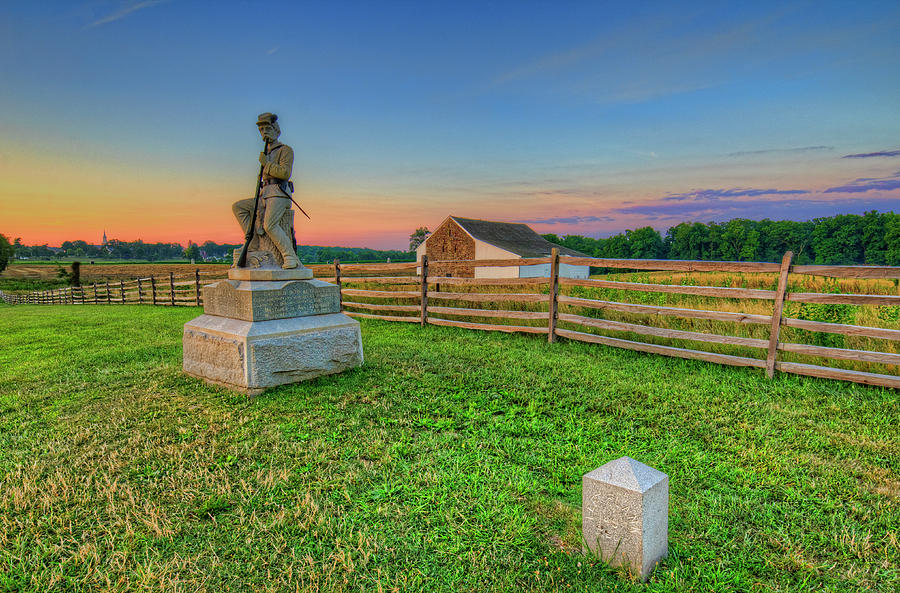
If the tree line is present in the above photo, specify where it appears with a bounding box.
[542,211,900,265]
[3,237,415,265]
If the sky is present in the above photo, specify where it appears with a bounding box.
[1,0,899,250]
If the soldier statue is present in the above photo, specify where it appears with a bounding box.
[232,112,302,269]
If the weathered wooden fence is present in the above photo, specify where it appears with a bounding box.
[333,251,900,389]
[0,270,222,307]
[3,253,899,389]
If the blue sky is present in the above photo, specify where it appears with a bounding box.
[1,0,899,248]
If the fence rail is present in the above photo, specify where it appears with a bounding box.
[3,253,899,389]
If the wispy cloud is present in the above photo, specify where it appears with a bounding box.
[267,46,280,55]
[841,150,900,159]
[87,0,170,28]
[488,4,812,104]
[614,196,899,222]
[662,187,810,202]
[824,171,900,193]
[516,215,614,225]
[725,146,833,157]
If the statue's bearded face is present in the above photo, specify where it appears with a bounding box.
[258,124,279,142]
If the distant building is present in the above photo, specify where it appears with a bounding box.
[416,215,589,279]
[102,230,108,245]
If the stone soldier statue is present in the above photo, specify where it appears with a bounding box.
[232,112,302,269]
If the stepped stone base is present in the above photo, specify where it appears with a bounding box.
[183,312,363,395]
[229,266,314,281]
[183,277,363,395]
[203,279,338,321]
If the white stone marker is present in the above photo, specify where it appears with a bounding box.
[582,456,668,581]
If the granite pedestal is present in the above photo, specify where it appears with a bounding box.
[582,457,668,581]
[183,258,363,395]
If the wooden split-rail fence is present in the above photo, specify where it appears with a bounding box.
[3,252,899,389]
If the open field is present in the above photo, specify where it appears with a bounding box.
[2,262,230,283]
[1,304,898,591]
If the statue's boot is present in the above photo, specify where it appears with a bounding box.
[281,254,301,269]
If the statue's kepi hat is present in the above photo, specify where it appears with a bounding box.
[257,112,278,126]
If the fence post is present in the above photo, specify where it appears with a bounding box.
[120,280,126,304]
[334,259,342,311]
[92,283,98,304]
[548,247,560,343]
[420,254,429,326]
[194,269,201,306]
[169,272,175,306]
[151,276,157,305]
[138,278,143,304]
[106,281,111,304]
[766,251,794,378]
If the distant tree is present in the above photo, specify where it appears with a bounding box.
[409,227,431,252]
[184,243,201,261]
[541,233,562,244]
[0,234,13,272]
[885,213,900,266]
[601,234,630,258]
[665,222,709,260]
[625,227,664,259]
[562,234,604,256]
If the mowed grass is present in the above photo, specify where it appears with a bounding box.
[0,305,898,592]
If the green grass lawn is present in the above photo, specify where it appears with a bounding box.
[0,304,897,592]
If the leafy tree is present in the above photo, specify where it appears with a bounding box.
[0,233,14,272]
[409,227,431,252]
[541,233,562,245]
[184,243,201,261]
[625,227,664,259]
[665,222,708,260]
[601,234,630,258]
[884,213,900,266]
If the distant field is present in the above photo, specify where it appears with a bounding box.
[2,262,229,283]
[0,305,897,591]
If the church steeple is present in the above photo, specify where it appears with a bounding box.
[102,230,108,245]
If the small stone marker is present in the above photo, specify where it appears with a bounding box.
[582,456,668,581]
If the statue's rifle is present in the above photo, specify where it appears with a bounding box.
[289,197,311,220]
[236,139,269,268]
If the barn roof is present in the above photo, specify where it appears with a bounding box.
[450,216,586,258]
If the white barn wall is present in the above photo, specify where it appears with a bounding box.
[560,263,590,279]
[474,241,519,278]
[518,263,590,279]
[518,263,550,278]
